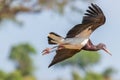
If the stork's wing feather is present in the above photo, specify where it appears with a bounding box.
[66,24,91,38]
[48,49,80,67]
[82,3,105,25]
[66,3,105,38]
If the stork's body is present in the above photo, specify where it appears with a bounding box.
[42,3,111,67]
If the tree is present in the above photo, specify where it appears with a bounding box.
[102,68,116,80]
[0,71,7,80]
[84,72,104,80]
[6,70,23,80]
[9,43,36,76]
[0,0,95,23]
[72,71,83,80]
[0,0,40,24]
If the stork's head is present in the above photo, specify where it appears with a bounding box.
[97,43,112,56]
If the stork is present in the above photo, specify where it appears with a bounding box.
[42,3,111,67]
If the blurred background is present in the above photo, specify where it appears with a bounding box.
[0,0,120,80]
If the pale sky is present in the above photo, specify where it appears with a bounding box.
[0,0,120,80]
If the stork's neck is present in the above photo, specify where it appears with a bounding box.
[82,39,100,51]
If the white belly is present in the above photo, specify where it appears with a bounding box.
[62,38,89,50]
[63,38,89,45]
[81,39,89,46]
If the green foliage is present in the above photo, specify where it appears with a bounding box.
[23,75,36,80]
[6,70,23,80]
[0,43,36,80]
[0,70,36,80]
[0,71,7,79]
[58,50,101,70]
[9,43,36,76]
[72,71,83,80]
[102,67,116,77]
[77,50,101,69]
[84,72,104,80]
[0,70,23,80]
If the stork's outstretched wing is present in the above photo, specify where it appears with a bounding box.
[66,3,106,38]
[48,49,80,67]
[49,3,106,67]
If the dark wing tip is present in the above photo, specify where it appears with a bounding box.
[85,3,103,17]
[48,64,52,68]
[48,49,80,68]
[82,3,106,25]
[48,62,54,68]
[91,3,103,14]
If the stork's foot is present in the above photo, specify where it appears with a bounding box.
[42,48,51,55]
[42,45,65,55]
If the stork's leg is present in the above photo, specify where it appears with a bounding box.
[42,46,59,55]
[42,44,65,55]
[42,48,51,55]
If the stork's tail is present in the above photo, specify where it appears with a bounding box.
[48,32,64,44]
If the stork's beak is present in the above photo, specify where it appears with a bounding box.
[102,47,112,56]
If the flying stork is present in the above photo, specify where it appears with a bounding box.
[42,3,111,67]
